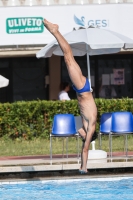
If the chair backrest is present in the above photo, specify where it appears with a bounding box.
[100,112,112,134]
[74,116,82,131]
[52,114,77,136]
[111,111,133,134]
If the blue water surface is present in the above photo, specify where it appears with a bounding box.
[0,177,133,200]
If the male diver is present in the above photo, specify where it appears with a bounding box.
[43,19,97,174]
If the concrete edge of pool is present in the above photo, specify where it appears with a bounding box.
[0,155,133,180]
[0,161,133,172]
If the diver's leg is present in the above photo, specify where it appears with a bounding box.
[80,141,84,170]
[81,122,96,172]
[43,19,86,89]
[78,128,86,170]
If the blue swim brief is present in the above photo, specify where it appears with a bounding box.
[72,78,92,94]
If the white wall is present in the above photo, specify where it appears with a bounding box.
[1,4,133,46]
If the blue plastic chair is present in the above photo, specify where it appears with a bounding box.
[110,111,133,158]
[50,114,79,163]
[99,112,112,150]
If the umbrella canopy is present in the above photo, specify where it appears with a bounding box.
[0,75,9,88]
[36,27,133,86]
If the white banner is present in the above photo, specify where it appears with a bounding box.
[0,4,133,45]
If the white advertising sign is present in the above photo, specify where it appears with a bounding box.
[0,4,133,45]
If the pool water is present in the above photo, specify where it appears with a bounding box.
[0,177,133,200]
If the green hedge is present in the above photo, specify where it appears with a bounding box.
[0,98,133,140]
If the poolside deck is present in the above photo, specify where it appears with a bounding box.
[0,152,133,179]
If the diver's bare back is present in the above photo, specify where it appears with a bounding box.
[77,91,97,126]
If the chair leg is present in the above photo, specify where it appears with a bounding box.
[126,135,128,157]
[109,134,112,160]
[109,134,110,158]
[62,138,65,159]
[98,133,102,150]
[66,137,68,160]
[50,135,52,165]
[124,134,128,158]
[124,135,126,156]
[76,134,80,164]
[110,135,112,159]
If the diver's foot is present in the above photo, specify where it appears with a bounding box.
[42,19,59,35]
[79,169,88,174]
[79,166,88,174]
